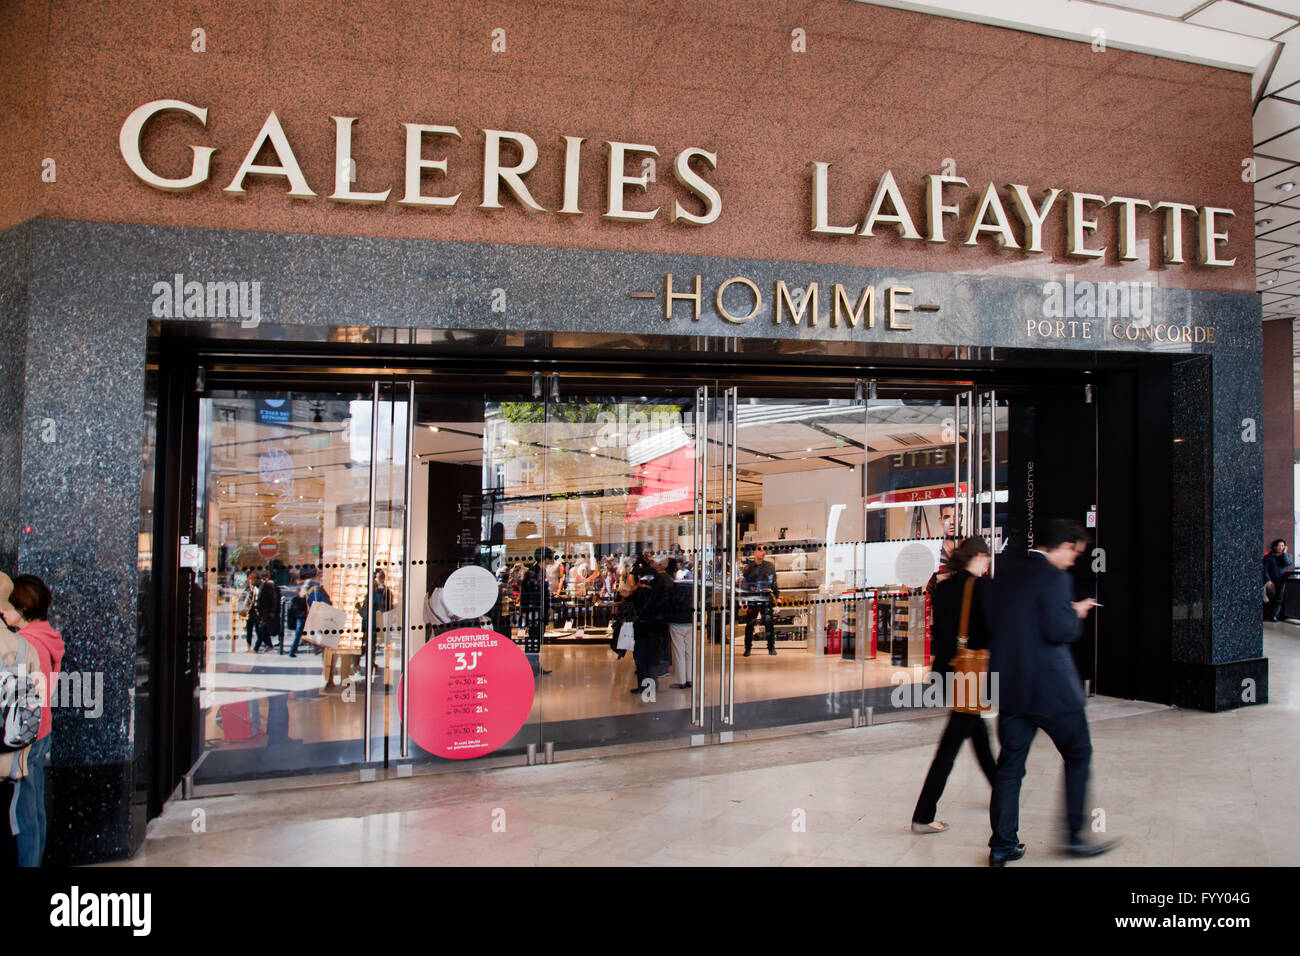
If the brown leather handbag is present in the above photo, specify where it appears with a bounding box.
[949,577,991,715]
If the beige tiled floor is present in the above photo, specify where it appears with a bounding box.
[112,626,1300,867]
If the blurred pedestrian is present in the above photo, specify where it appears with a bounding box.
[911,537,996,834]
[985,519,1116,866]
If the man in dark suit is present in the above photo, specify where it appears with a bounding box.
[985,519,1117,866]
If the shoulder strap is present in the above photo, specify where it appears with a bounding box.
[957,577,975,641]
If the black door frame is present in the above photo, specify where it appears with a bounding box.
[143,328,1172,813]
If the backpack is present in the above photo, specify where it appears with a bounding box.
[1,637,42,759]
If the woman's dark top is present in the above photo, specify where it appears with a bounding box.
[629,572,667,624]
[660,577,694,624]
[929,569,991,678]
[1263,551,1292,586]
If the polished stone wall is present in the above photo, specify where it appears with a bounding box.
[1261,319,1294,550]
[0,223,30,571]
[9,217,1266,862]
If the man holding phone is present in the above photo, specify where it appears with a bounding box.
[985,518,1116,866]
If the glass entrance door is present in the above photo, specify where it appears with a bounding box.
[533,383,712,755]
[710,386,870,737]
[709,382,993,738]
[189,381,412,785]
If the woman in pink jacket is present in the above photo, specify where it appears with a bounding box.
[2,576,63,867]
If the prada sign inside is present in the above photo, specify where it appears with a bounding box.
[120,99,1237,268]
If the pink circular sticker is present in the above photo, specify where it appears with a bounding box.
[400,627,536,760]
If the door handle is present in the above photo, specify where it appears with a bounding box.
[400,380,414,757]
[363,380,379,763]
[724,386,738,725]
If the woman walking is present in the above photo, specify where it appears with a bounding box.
[911,537,998,834]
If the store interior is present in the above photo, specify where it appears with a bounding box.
[193,387,1008,781]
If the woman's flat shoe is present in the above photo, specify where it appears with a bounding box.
[911,820,949,834]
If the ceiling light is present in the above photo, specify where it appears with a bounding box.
[1258,218,1274,227]
[1264,278,1275,286]
[428,425,439,432]
[1281,182,1296,192]
[1282,256,1296,263]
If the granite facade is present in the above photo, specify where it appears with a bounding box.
[1261,319,1293,550]
[0,223,30,571]
[6,216,1267,862]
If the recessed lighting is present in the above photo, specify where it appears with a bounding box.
[1265,278,1276,285]
[428,425,439,432]
[1282,256,1296,263]
[1281,182,1296,192]
[1258,218,1274,227]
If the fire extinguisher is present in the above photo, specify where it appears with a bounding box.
[825,621,842,655]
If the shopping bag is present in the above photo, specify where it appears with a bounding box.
[302,601,346,648]
[949,578,991,715]
[616,621,636,650]
[217,702,262,742]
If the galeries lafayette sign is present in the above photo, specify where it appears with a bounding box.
[120,99,1237,268]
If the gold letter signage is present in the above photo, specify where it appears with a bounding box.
[119,99,1236,267]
